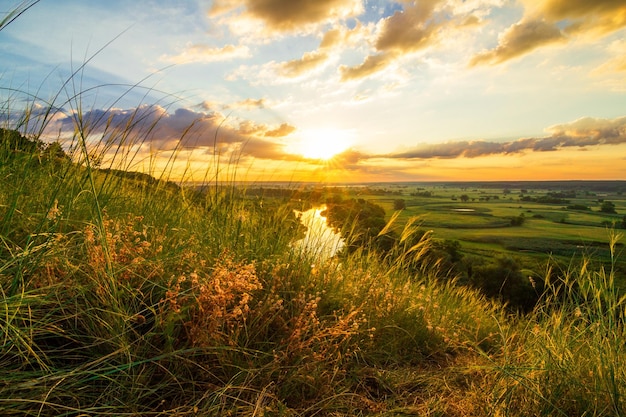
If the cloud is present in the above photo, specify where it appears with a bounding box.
[233,137,289,160]
[528,0,626,34]
[198,98,268,111]
[227,98,268,109]
[597,54,626,74]
[280,51,329,77]
[386,116,626,159]
[320,28,343,49]
[338,0,489,80]
[331,148,368,167]
[47,105,298,161]
[275,22,372,79]
[546,116,626,144]
[210,0,363,33]
[374,0,441,54]
[264,122,296,137]
[591,39,626,90]
[226,22,373,83]
[470,19,564,66]
[472,0,626,66]
[339,53,395,81]
[533,0,625,18]
[161,43,250,64]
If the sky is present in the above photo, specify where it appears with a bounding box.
[1,0,625,183]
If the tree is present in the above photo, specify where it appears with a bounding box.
[393,199,406,210]
[600,201,616,214]
[510,213,525,226]
[465,256,539,312]
[324,198,391,252]
[42,141,70,162]
[460,194,469,203]
[1,128,42,154]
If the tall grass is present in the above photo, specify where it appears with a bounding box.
[0,89,506,415]
[2,9,626,414]
[481,231,625,416]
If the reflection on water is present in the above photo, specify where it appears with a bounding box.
[293,206,344,260]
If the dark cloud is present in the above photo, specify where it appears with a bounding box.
[390,140,497,159]
[49,105,296,160]
[387,116,626,159]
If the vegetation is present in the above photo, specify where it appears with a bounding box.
[601,201,618,214]
[2,119,626,415]
[2,10,626,414]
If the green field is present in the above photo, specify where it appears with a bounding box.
[328,182,626,274]
[366,184,626,242]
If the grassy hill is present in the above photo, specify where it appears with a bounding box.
[1,127,626,416]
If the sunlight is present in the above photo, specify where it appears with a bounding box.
[290,128,353,160]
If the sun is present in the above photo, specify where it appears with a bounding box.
[291,128,353,160]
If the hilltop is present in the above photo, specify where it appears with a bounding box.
[1,128,625,416]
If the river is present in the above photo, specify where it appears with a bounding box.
[292,206,345,260]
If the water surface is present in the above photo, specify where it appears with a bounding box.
[293,206,344,260]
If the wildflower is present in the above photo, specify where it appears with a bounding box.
[84,225,95,243]
[46,199,62,221]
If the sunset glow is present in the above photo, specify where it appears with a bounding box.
[1,0,625,182]
[289,128,354,161]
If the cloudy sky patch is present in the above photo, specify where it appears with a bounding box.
[1,0,625,181]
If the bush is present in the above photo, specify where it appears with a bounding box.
[600,200,617,214]
[393,198,406,210]
[510,213,526,226]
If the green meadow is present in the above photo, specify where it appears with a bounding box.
[359,182,626,266]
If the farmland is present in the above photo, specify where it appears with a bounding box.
[297,181,626,280]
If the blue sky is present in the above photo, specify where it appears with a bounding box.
[1,0,625,182]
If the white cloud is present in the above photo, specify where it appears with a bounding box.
[161,43,251,64]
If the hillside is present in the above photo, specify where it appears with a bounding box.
[1,128,625,416]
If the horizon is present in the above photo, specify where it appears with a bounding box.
[184,178,626,188]
[1,0,625,182]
